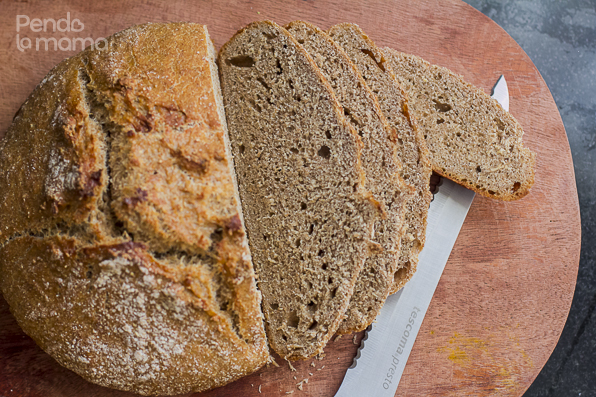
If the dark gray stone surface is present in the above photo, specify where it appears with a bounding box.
[462,1,596,396]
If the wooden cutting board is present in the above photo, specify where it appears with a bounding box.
[0,0,580,396]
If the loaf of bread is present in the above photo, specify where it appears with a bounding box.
[218,21,379,359]
[328,24,433,293]
[0,23,269,395]
[285,21,414,334]
[383,49,536,200]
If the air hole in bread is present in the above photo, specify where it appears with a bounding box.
[276,59,283,75]
[488,190,496,195]
[331,287,338,299]
[360,49,386,72]
[343,107,361,128]
[322,263,328,271]
[297,38,305,44]
[317,249,325,257]
[239,144,245,154]
[437,118,445,124]
[317,146,331,159]
[291,148,299,154]
[248,99,262,113]
[210,228,224,244]
[433,100,452,113]
[295,239,301,248]
[263,32,277,41]
[271,303,279,310]
[288,311,300,328]
[476,166,482,173]
[257,77,270,91]
[300,202,307,210]
[227,55,255,68]
[308,320,318,330]
[495,119,505,131]
[282,334,288,341]
[307,301,317,313]
[327,277,333,285]
[512,182,521,193]
[308,224,315,235]
[325,130,332,139]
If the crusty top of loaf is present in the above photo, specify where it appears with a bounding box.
[0,23,269,395]
[384,49,536,200]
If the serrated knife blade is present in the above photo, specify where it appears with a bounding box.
[334,76,509,397]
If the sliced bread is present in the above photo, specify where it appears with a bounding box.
[218,21,379,359]
[286,21,414,334]
[383,49,536,200]
[328,24,433,293]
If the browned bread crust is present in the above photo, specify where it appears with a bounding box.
[0,23,268,395]
[384,49,536,200]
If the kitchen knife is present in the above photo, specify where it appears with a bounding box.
[334,75,510,397]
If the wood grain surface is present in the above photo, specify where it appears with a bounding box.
[0,0,581,396]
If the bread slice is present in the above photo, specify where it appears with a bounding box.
[383,49,536,200]
[0,23,269,395]
[285,21,413,334]
[328,24,433,293]
[218,21,379,359]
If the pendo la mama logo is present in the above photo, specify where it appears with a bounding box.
[16,13,108,52]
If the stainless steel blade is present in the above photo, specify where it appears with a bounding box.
[334,76,509,397]
[491,75,509,112]
[334,179,475,397]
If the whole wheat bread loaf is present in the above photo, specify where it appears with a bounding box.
[0,23,269,395]
[286,21,414,334]
[383,49,536,200]
[328,24,433,293]
[218,21,379,359]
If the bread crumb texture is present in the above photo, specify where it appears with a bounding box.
[286,21,413,334]
[328,24,433,295]
[383,49,536,200]
[218,21,378,360]
[0,23,268,395]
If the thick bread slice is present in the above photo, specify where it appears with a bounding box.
[218,21,379,359]
[328,24,433,293]
[286,21,414,334]
[383,49,536,200]
[0,23,269,395]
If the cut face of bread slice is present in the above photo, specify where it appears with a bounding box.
[286,21,413,334]
[328,23,433,294]
[383,49,536,200]
[0,23,269,395]
[218,21,379,359]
